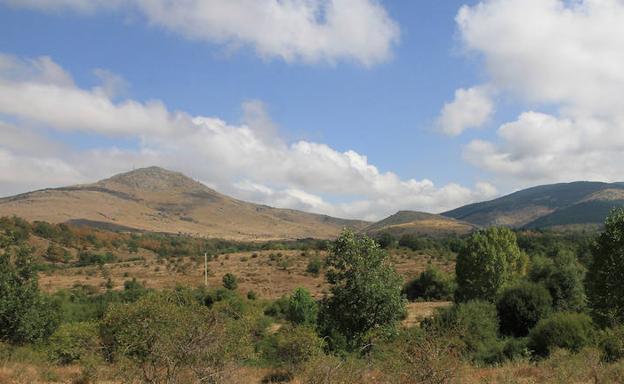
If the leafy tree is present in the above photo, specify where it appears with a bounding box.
[318,230,406,351]
[286,288,318,326]
[0,246,60,344]
[48,321,100,365]
[222,273,238,290]
[403,266,456,301]
[587,208,624,326]
[528,312,595,357]
[497,282,552,337]
[529,250,586,312]
[455,227,528,302]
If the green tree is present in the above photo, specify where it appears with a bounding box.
[222,273,238,290]
[455,227,528,302]
[529,250,586,312]
[318,230,406,351]
[587,208,624,326]
[528,312,595,357]
[0,246,60,344]
[497,282,552,337]
[286,288,318,326]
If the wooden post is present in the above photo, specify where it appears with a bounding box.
[204,252,208,287]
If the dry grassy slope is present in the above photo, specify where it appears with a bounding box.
[363,210,477,237]
[0,167,368,240]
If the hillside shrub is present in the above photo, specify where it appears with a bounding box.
[222,273,238,290]
[497,282,552,337]
[403,266,455,301]
[424,300,501,363]
[455,227,528,303]
[48,322,100,365]
[528,312,595,357]
[599,325,624,362]
[261,325,324,369]
[305,256,322,277]
[286,288,318,326]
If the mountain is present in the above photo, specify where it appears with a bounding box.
[442,181,624,229]
[0,167,368,240]
[363,210,477,237]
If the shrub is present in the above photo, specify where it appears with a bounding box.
[265,295,290,319]
[424,300,501,363]
[599,325,624,362]
[0,247,60,344]
[403,267,455,301]
[247,290,257,300]
[262,325,324,369]
[286,288,318,326]
[306,256,322,277]
[455,227,528,303]
[222,273,238,290]
[48,322,100,365]
[528,312,595,357]
[497,282,552,337]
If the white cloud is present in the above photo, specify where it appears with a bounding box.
[437,86,494,136]
[455,0,624,185]
[2,0,400,66]
[0,53,496,219]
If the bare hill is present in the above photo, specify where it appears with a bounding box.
[0,167,368,240]
[364,210,477,237]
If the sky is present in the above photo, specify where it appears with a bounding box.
[0,0,623,221]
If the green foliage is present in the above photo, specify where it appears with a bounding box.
[375,232,397,249]
[0,247,60,344]
[305,256,322,276]
[529,251,587,312]
[497,282,552,337]
[247,290,257,300]
[48,322,100,365]
[100,293,235,383]
[286,288,318,326]
[403,266,456,301]
[261,325,324,368]
[264,295,290,319]
[599,325,624,362]
[76,251,116,267]
[455,227,528,303]
[528,312,595,357]
[318,230,406,351]
[222,272,238,290]
[587,208,624,326]
[424,300,501,363]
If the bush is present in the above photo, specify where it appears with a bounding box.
[528,312,595,357]
[222,273,238,290]
[305,256,322,277]
[455,227,528,303]
[403,267,455,301]
[48,322,100,364]
[497,282,552,337]
[424,300,501,363]
[599,325,624,362]
[265,295,290,319]
[262,325,324,369]
[247,290,257,300]
[286,288,318,326]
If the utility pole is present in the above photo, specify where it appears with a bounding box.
[204,252,208,287]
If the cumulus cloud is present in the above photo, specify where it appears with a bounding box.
[437,86,494,136]
[0,53,496,219]
[455,0,624,185]
[2,0,400,66]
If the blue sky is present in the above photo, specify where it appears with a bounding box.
[0,0,622,220]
